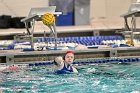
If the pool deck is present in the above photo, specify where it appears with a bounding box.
[0,18,126,37]
[0,25,121,39]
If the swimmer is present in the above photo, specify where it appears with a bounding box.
[54,51,78,74]
[0,65,20,73]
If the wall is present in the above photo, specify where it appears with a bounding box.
[0,0,138,22]
[90,0,137,19]
[0,0,48,17]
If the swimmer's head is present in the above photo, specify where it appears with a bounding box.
[64,51,74,64]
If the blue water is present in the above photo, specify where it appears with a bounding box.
[0,62,140,93]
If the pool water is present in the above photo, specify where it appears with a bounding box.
[0,62,140,93]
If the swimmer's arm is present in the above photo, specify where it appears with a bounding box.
[72,66,78,73]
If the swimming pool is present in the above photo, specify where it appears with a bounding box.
[0,61,140,93]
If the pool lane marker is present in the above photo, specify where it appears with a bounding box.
[28,58,140,66]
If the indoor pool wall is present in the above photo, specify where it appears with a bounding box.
[1,48,140,63]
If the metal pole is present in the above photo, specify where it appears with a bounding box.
[31,19,35,49]
[131,15,136,46]
[53,23,57,50]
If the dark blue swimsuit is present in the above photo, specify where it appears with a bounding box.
[55,64,73,74]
